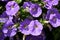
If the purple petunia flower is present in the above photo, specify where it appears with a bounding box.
[46,8,60,27]
[23,1,32,9]
[30,20,43,36]
[23,2,42,17]
[0,11,9,23]
[46,8,59,20]
[43,0,59,9]
[5,1,20,16]
[29,4,42,17]
[50,0,59,5]
[2,16,17,37]
[44,1,52,9]
[23,1,32,12]
[18,19,33,35]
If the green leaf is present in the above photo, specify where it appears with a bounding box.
[14,0,22,4]
[0,23,3,29]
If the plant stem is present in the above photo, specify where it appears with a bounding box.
[23,35,26,40]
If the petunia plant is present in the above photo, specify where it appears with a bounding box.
[0,0,60,40]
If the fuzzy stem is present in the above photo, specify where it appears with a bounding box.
[23,35,26,40]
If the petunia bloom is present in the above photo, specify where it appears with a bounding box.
[46,8,60,27]
[23,1,32,12]
[23,1,32,9]
[43,0,59,9]
[29,4,42,17]
[2,16,17,37]
[30,20,43,36]
[0,11,9,23]
[18,19,33,35]
[5,1,20,16]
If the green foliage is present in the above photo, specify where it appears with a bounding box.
[0,23,3,29]
[14,0,22,4]
[52,27,60,40]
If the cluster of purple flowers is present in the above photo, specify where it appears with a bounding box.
[0,1,20,39]
[18,19,43,36]
[23,2,42,17]
[0,0,59,40]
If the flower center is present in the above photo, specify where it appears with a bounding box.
[53,17,56,22]
[35,24,38,28]
[8,26,12,29]
[11,5,14,9]
[32,8,36,11]
[51,11,54,14]
[24,24,28,28]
